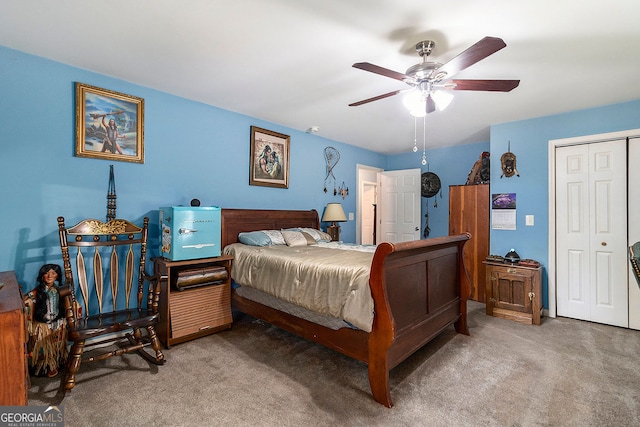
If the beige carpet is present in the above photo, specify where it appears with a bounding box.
[28,301,640,426]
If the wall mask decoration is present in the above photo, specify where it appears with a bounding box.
[500,141,520,178]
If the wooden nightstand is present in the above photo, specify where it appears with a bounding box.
[484,261,543,325]
[153,256,233,347]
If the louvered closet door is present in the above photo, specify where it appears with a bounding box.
[555,139,628,327]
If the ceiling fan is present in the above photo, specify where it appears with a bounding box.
[349,36,520,116]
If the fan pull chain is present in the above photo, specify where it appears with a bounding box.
[421,116,427,165]
[412,116,418,152]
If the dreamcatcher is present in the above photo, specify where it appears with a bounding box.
[323,146,340,195]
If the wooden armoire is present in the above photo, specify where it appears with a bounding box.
[449,184,490,302]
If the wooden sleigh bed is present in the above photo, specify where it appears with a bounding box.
[221,208,471,407]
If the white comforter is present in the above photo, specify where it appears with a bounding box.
[223,243,375,332]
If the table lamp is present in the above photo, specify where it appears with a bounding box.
[322,203,347,241]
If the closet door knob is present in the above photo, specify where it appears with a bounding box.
[601,242,607,246]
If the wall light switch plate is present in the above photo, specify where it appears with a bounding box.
[525,215,534,226]
[348,212,354,221]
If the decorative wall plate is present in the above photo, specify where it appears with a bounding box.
[421,172,441,198]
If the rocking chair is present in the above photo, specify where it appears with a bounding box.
[57,216,165,392]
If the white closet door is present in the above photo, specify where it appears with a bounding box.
[556,139,628,327]
[629,138,640,330]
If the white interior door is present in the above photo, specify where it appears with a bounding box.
[378,169,421,243]
[556,139,628,327]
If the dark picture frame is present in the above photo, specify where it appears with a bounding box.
[249,126,290,188]
[75,82,144,164]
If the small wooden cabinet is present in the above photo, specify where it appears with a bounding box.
[0,271,29,405]
[484,261,543,325]
[153,256,233,347]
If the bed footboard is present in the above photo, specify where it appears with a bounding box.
[367,234,470,407]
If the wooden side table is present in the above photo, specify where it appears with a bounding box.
[484,261,543,325]
[153,256,233,347]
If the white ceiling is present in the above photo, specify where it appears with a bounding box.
[2,0,640,154]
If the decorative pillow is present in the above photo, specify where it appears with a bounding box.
[238,231,272,246]
[299,228,332,242]
[281,230,308,247]
[300,231,318,245]
[262,230,286,245]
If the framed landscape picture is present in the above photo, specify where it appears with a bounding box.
[75,82,144,163]
[249,126,290,188]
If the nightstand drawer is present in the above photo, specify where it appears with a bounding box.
[170,283,231,338]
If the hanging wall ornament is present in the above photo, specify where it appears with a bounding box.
[423,202,430,238]
[106,164,117,221]
[500,141,520,178]
[338,182,349,199]
[323,146,340,193]
[421,171,441,198]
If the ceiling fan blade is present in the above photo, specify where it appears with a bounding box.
[352,62,413,82]
[435,36,507,80]
[349,90,402,107]
[447,79,520,92]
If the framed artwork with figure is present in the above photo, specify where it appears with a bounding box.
[249,126,290,188]
[75,82,144,164]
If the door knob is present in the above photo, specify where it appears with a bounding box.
[601,242,607,246]
[415,227,419,231]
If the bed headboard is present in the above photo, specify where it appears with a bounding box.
[220,208,320,248]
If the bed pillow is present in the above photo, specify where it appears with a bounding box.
[238,230,286,246]
[238,231,272,246]
[299,228,332,242]
[281,230,309,247]
[300,231,318,245]
[262,230,286,245]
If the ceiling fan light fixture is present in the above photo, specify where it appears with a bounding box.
[402,90,427,117]
[431,90,454,111]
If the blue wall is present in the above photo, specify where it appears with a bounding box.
[3,43,639,308]
[0,45,389,286]
[388,141,490,238]
[490,100,640,307]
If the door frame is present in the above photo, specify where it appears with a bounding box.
[547,128,640,319]
[356,164,382,245]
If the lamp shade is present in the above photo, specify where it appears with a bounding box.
[322,203,347,222]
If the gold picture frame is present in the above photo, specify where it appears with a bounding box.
[249,126,290,188]
[75,82,144,163]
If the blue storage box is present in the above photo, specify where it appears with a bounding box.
[160,206,221,260]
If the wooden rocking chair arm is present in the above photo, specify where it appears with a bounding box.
[143,271,160,283]
[58,284,73,297]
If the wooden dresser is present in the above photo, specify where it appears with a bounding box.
[0,271,29,405]
[449,184,489,302]
[153,256,233,347]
